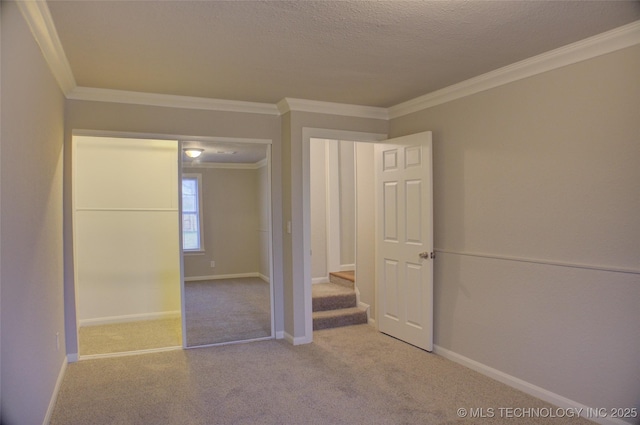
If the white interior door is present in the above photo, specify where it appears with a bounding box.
[375,131,433,351]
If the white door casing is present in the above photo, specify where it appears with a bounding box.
[375,131,433,351]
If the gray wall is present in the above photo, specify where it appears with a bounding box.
[389,44,640,416]
[1,3,67,423]
[64,100,283,356]
[183,166,261,278]
[338,141,356,267]
[355,143,375,319]
[310,140,328,280]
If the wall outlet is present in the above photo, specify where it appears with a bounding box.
[210,260,215,268]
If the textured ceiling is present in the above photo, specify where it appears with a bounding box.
[47,1,640,108]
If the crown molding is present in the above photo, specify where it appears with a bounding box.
[389,20,640,119]
[67,87,280,115]
[277,98,388,120]
[17,0,76,95]
[17,2,639,122]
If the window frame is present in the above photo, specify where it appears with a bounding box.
[181,173,205,253]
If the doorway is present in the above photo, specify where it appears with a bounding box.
[305,130,434,350]
[309,137,373,331]
[301,129,387,343]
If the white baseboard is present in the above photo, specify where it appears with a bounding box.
[433,345,632,425]
[358,300,377,326]
[79,310,181,327]
[312,276,329,284]
[43,356,67,425]
[184,272,260,282]
[284,332,312,346]
[339,264,355,272]
[67,353,79,363]
[358,300,370,312]
[275,331,285,340]
[259,273,270,283]
[79,345,182,361]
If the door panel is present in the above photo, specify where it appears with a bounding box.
[383,182,399,241]
[383,259,400,320]
[375,131,433,351]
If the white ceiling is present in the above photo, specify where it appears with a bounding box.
[47,1,640,108]
[181,140,268,165]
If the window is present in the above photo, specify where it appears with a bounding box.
[182,174,203,251]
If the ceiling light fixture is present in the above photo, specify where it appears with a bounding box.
[184,148,204,158]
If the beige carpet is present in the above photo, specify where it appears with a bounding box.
[52,324,593,425]
[185,277,271,347]
[79,318,182,356]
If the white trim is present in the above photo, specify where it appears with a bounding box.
[256,158,268,169]
[277,98,388,120]
[283,332,313,346]
[75,207,178,212]
[304,129,387,144]
[275,331,285,340]
[184,336,273,350]
[182,172,205,252]
[68,86,280,115]
[265,146,276,341]
[78,310,181,327]
[66,353,79,363]
[355,286,372,323]
[183,161,266,170]
[389,20,640,118]
[178,143,188,349]
[312,276,329,285]
[73,129,273,147]
[79,346,182,361]
[183,272,262,282]
[435,249,640,276]
[17,2,639,122]
[16,0,76,95]
[326,140,341,275]
[358,300,373,323]
[433,345,631,425]
[259,273,271,283]
[43,357,67,425]
[339,264,355,272]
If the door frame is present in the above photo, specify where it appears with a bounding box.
[302,128,387,343]
[68,129,275,358]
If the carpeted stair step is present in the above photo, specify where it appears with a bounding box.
[329,271,355,289]
[312,283,357,312]
[312,307,368,331]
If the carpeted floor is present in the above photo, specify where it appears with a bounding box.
[185,277,271,347]
[52,324,593,425]
[79,317,182,356]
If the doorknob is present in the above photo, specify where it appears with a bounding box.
[419,252,431,259]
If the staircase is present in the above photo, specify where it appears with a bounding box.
[312,271,368,330]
